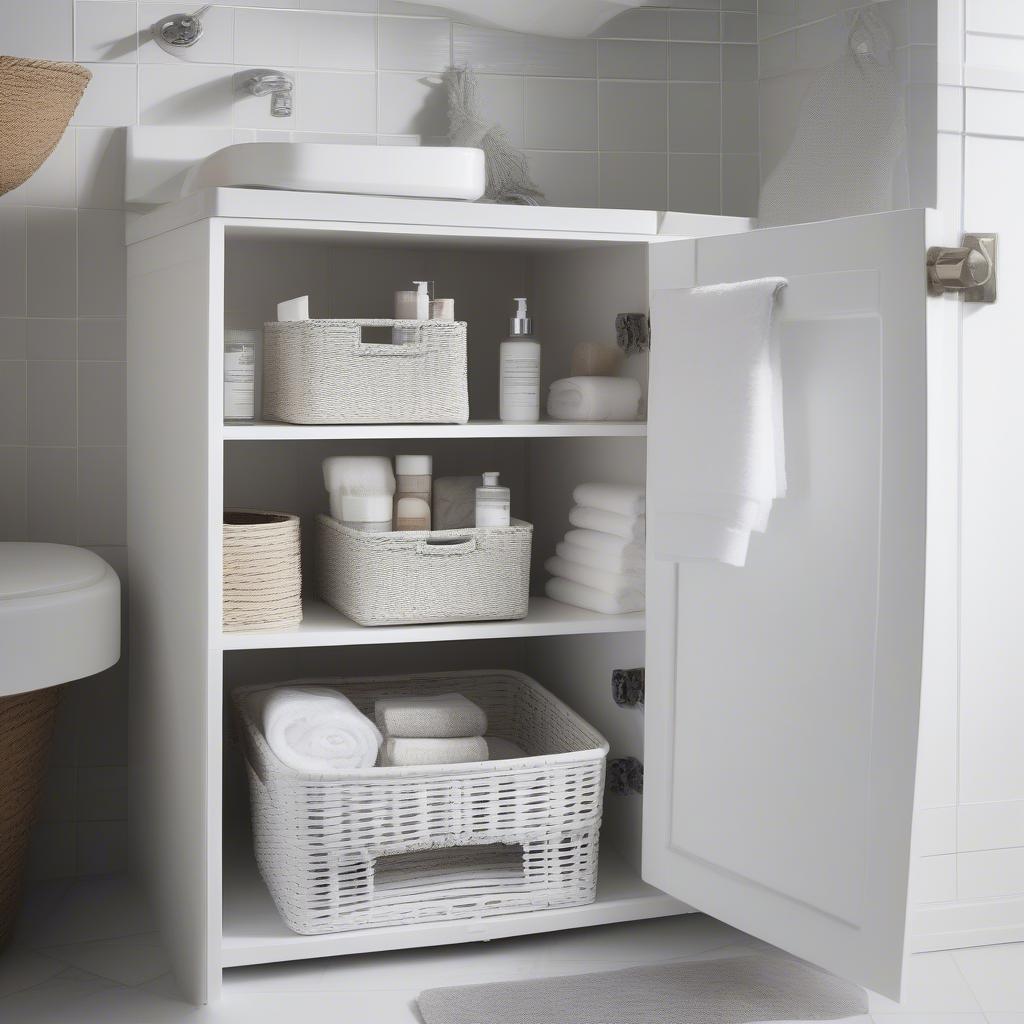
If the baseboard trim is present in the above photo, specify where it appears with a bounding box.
[913,894,1024,951]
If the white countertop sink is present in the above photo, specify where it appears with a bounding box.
[180,141,486,202]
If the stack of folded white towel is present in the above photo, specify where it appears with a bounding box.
[375,693,524,766]
[544,483,646,615]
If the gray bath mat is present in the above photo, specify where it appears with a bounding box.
[418,955,867,1024]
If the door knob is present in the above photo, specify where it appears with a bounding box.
[927,234,997,302]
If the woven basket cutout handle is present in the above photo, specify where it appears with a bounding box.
[415,537,477,557]
[354,320,427,357]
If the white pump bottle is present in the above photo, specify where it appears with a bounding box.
[499,297,540,423]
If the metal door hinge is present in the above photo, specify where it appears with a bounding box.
[612,668,644,707]
[608,757,644,796]
[927,234,997,302]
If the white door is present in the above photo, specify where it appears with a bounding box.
[643,210,928,1001]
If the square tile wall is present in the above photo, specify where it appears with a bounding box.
[0,0,757,881]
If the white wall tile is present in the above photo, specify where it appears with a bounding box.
[0,363,28,445]
[599,40,669,81]
[297,12,377,71]
[28,361,77,446]
[75,1,138,63]
[78,318,126,361]
[76,765,130,821]
[0,208,28,317]
[379,16,451,72]
[913,853,957,903]
[140,64,234,126]
[27,208,77,318]
[138,2,234,63]
[670,42,722,82]
[722,43,758,81]
[3,0,74,60]
[958,848,1024,899]
[669,11,721,41]
[599,81,668,152]
[723,12,757,42]
[967,87,1024,138]
[77,446,126,545]
[669,83,722,152]
[525,151,599,207]
[722,153,759,214]
[669,152,721,213]
[78,362,126,445]
[71,63,138,128]
[76,820,130,875]
[375,72,443,136]
[27,447,77,543]
[0,134,77,208]
[600,152,668,210]
[525,78,598,151]
[78,211,126,317]
[966,0,1024,36]
[306,0,376,9]
[76,128,126,210]
[523,35,597,78]
[27,824,77,881]
[74,665,129,765]
[453,24,596,77]
[0,318,28,359]
[0,447,28,540]
[295,71,378,134]
[595,9,669,40]
[959,800,1024,853]
[722,81,758,152]
[475,75,525,148]
[27,319,76,360]
[234,8,299,66]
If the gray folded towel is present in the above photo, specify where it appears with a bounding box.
[381,735,489,767]
[375,693,488,739]
[433,476,480,530]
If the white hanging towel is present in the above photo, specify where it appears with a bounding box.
[648,277,788,568]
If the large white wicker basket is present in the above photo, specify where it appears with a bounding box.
[263,319,469,424]
[233,671,608,936]
[317,514,532,626]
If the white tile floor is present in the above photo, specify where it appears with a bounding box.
[0,873,1020,1023]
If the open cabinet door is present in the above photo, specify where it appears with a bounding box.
[643,210,927,1001]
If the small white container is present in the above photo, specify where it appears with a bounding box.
[224,329,259,421]
[395,454,432,530]
[340,494,393,533]
[475,472,511,528]
[499,298,541,423]
[394,281,431,344]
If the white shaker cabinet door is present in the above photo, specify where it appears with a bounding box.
[642,210,928,1001]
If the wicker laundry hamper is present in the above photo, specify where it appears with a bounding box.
[0,687,62,948]
[0,57,91,196]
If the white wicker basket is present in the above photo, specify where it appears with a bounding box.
[317,514,532,626]
[232,670,608,935]
[263,319,469,425]
[223,510,302,631]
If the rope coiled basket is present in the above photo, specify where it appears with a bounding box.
[317,514,532,626]
[0,57,91,196]
[223,510,302,632]
[262,319,469,425]
[233,670,608,935]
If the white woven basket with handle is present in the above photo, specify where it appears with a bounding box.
[232,670,609,935]
[262,319,469,424]
[317,514,532,626]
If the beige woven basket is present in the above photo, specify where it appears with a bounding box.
[317,514,532,626]
[223,510,302,632]
[262,319,469,425]
[0,57,91,196]
[233,670,608,936]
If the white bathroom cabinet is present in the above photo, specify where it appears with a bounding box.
[127,189,933,1005]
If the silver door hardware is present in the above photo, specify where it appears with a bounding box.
[152,6,210,53]
[608,757,644,796]
[612,668,644,707]
[927,234,997,302]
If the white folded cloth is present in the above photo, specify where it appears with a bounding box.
[649,277,788,567]
[433,476,480,530]
[569,505,645,541]
[572,482,645,518]
[547,376,642,421]
[565,528,645,566]
[262,685,382,773]
[557,541,644,578]
[381,735,489,767]
[374,693,487,739]
[486,737,526,760]
[546,576,645,615]
[545,555,644,602]
[322,456,395,523]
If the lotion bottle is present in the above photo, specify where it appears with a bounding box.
[475,472,511,528]
[500,297,540,423]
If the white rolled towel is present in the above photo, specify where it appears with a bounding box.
[557,541,644,578]
[569,505,646,541]
[547,376,642,422]
[545,555,644,601]
[546,576,645,615]
[572,483,645,518]
[262,685,382,773]
[375,693,487,739]
[322,456,395,523]
[381,735,489,767]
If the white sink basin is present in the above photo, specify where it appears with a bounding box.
[180,142,486,202]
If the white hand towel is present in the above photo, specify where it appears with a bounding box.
[381,735,489,767]
[322,457,395,523]
[569,505,645,541]
[565,528,645,566]
[648,278,788,567]
[546,576,645,615]
[374,693,487,739]
[262,685,382,773]
[486,737,526,760]
[572,482,646,518]
[556,541,645,580]
[545,556,644,601]
[547,376,642,422]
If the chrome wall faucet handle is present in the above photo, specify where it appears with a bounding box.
[245,70,295,118]
[152,6,211,53]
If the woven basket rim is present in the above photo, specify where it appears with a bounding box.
[233,669,610,781]
[224,509,299,529]
[317,512,532,543]
[265,319,467,328]
[0,56,92,80]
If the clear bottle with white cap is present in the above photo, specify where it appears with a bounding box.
[499,297,540,423]
[475,472,511,528]
[394,454,432,530]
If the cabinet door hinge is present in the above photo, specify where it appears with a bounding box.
[612,668,644,707]
[607,757,644,796]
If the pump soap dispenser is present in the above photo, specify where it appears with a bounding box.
[500,297,541,423]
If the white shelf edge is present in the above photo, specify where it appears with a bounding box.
[221,598,645,651]
[221,844,687,969]
[222,420,647,441]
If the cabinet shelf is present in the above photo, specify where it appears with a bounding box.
[221,598,645,651]
[222,420,647,441]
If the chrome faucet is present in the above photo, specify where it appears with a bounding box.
[246,70,294,118]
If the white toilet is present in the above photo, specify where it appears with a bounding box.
[0,543,121,948]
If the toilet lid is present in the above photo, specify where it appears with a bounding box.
[0,543,110,600]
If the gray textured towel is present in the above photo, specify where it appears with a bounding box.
[418,955,867,1024]
[374,693,487,739]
